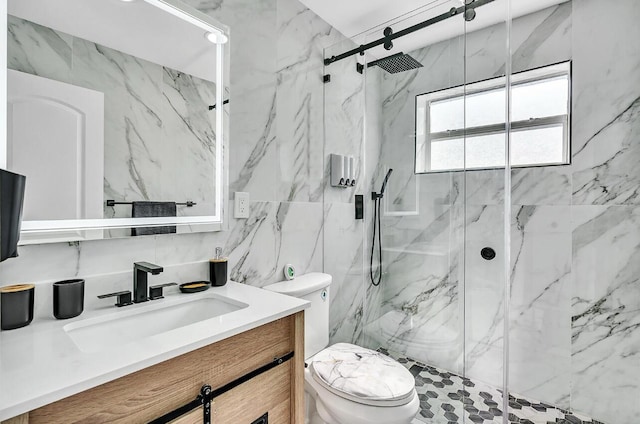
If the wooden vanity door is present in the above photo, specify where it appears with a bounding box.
[169,364,290,424]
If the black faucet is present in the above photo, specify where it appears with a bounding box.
[133,262,163,303]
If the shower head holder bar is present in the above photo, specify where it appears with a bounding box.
[323,0,494,67]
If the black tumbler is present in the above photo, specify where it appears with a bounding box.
[209,259,228,287]
[1,284,35,330]
[53,279,84,319]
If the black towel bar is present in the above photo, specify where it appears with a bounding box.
[106,200,196,207]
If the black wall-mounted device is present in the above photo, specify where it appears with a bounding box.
[0,169,26,262]
[481,247,496,261]
[355,195,364,220]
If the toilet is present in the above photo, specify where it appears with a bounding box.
[264,273,419,424]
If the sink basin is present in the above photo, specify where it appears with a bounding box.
[64,294,248,353]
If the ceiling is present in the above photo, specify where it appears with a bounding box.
[8,0,225,82]
[300,0,569,59]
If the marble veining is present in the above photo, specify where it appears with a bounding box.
[7,15,73,83]
[570,205,640,423]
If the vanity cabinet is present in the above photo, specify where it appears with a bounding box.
[1,312,304,424]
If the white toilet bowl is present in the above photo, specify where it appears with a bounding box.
[303,343,419,424]
[305,369,420,424]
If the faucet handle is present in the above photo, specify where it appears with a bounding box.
[149,282,177,300]
[97,290,133,307]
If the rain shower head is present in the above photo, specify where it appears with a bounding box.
[369,52,423,74]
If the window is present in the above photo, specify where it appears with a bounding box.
[415,61,571,173]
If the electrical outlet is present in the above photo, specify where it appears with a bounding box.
[234,192,250,218]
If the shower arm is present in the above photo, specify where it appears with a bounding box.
[323,0,494,66]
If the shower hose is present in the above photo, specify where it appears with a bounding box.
[370,195,383,286]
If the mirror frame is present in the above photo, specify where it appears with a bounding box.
[1,0,228,238]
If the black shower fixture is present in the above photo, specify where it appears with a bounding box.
[383,27,394,50]
[464,8,477,21]
[208,99,229,110]
[370,169,393,287]
[368,52,424,74]
[324,0,494,67]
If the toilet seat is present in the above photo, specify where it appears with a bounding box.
[308,343,416,407]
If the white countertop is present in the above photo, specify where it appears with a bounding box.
[0,282,309,421]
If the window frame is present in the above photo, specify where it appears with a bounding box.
[415,61,572,174]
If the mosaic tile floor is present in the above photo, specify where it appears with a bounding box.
[377,348,604,424]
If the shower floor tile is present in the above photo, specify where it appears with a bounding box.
[379,348,604,424]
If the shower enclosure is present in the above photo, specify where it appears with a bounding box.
[322,0,640,423]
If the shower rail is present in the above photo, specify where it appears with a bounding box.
[323,0,495,66]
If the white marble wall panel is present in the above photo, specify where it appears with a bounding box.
[567,0,640,421]
[226,85,278,201]
[7,15,73,83]
[71,38,167,208]
[274,0,346,204]
[511,166,572,206]
[161,69,217,217]
[571,206,640,423]
[509,205,572,408]
[571,0,640,207]
[571,0,640,206]
[275,69,324,202]
[509,2,572,74]
[460,204,505,388]
[368,204,463,373]
[276,0,339,78]
[323,203,365,345]
[224,201,323,286]
[184,0,277,96]
[322,44,365,205]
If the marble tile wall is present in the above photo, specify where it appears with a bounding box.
[364,0,639,422]
[1,0,361,347]
[569,0,640,422]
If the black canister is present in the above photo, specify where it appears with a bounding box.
[1,284,35,330]
[53,279,85,319]
[209,259,228,286]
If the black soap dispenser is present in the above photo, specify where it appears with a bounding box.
[209,247,228,286]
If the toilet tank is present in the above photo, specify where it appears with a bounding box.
[263,273,331,360]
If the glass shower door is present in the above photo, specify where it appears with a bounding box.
[356,1,512,422]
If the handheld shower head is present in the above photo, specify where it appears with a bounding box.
[370,168,393,287]
[372,169,393,200]
[380,169,393,197]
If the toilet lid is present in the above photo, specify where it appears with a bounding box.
[309,343,416,407]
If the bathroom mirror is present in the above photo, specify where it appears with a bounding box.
[3,0,229,244]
